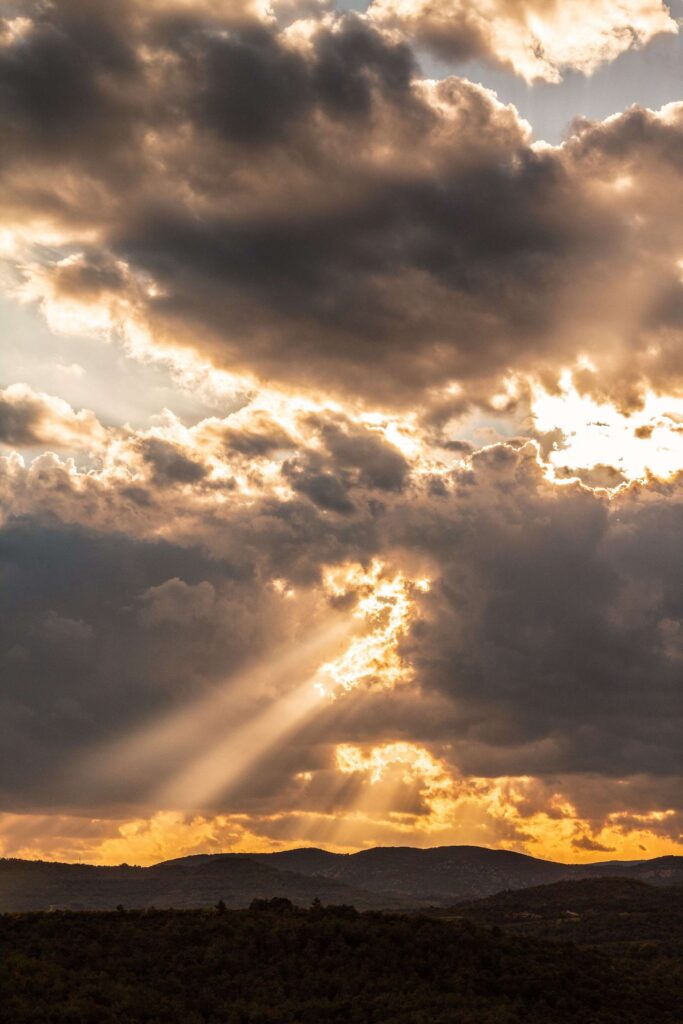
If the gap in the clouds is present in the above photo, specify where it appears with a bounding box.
[331,0,683,144]
[0,296,236,432]
[421,25,683,145]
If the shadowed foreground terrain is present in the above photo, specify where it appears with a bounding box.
[1,890,682,1024]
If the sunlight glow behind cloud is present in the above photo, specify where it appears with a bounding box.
[0,0,681,870]
[531,373,683,485]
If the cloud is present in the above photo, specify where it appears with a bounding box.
[2,4,679,411]
[222,413,294,457]
[0,808,270,865]
[0,515,269,807]
[0,1,681,864]
[401,445,683,782]
[137,437,208,486]
[139,578,217,626]
[368,0,677,83]
[0,384,105,449]
[4,2,683,412]
[315,418,410,492]
[572,835,615,853]
[39,610,94,645]
[0,398,680,856]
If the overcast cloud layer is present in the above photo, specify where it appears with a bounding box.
[0,0,681,865]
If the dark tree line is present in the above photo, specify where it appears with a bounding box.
[0,898,681,1023]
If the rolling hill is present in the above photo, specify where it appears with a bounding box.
[0,854,405,913]
[249,846,683,903]
[450,876,683,948]
[1,845,681,912]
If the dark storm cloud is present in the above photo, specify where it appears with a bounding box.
[0,514,287,809]
[0,410,412,813]
[396,447,683,781]
[314,419,409,492]
[116,126,606,402]
[194,14,414,143]
[0,0,681,847]
[227,490,379,584]
[283,459,357,514]
[0,423,681,828]
[7,0,683,407]
[280,416,409,512]
[0,0,143,179]
[196,25,316,146]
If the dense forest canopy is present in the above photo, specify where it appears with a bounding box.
[2,891,682,1024]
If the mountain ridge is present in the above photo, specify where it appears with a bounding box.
[246,845,683,901]
[1,845,681,912]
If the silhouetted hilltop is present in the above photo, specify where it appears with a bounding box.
[251,844,563,900]
[251,845,683,902]
[0,855,404,913]
[1,846,681,912]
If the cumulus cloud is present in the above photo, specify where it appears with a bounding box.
[136,437,208,486]
[2,1,683,412]
[0,385,105,449]
[368,0,677,82]
[0,0,681,864]
[0,398,680,855]
[401,446,683,782]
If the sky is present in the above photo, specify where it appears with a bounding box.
[0,0,682,868]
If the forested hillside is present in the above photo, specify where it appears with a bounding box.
[450,877,683,948]
[0,856,406,913]
[1,899,682,1023]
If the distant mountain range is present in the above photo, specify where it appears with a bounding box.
[1,845,681,912]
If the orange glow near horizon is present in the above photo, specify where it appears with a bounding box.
[11,556,679,868]
[0,0,681,902]
[2,794,681,868]
[12,746,678,868]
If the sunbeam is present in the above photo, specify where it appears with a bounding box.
[151,563,430,808]
[75,615,354,803]
[74,561,429,811]
[157,676,324,808]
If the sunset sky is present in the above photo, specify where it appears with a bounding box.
[1,0,682,867]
